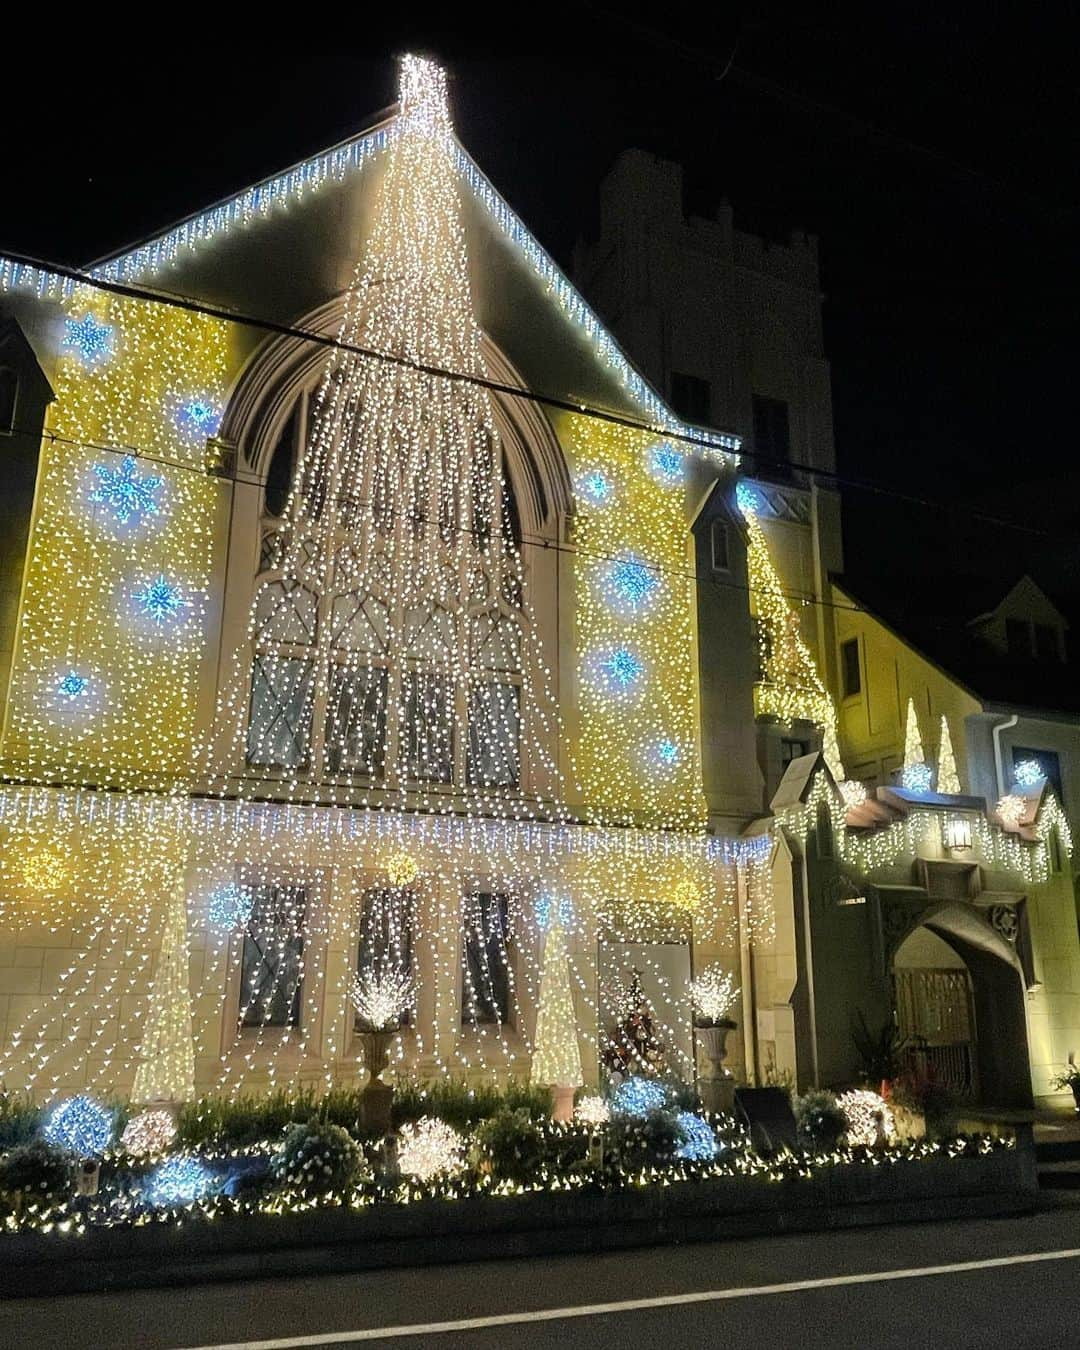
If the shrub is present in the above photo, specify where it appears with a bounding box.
[606,1107,682,1170]
[273,1120,364,1197]
[178,1087,321,1148]
[391,1077,551,1132]
[0,1089,41,1150]
[794,1089,846,1150]
[0,1139,71,1207]
[472,1109,545,1184]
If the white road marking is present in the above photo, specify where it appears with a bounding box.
[180,1246,1080,1349]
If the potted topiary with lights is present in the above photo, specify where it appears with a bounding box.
[350,968,412,1134]
[1052,1061,1080,1113]
[690,965,739,1113]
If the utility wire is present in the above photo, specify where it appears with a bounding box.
[4,246,1071,554]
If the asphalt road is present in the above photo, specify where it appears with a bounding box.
[5,1197,1080,1349]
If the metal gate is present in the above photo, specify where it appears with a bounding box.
[893,966,978,1099]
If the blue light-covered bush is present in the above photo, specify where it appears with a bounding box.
[609,1077,668,1117]
[675,1112,718,1161]
[41,1096,114,1157]
[145,1155,218,1208]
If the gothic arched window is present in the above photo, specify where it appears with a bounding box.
[244,387,526,792]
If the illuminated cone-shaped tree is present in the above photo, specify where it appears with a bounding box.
[208,55,560,819]
[937,714,961,795]
[901,697,931,790]
[601,968,666,1079]
[530,920,583,1119]
[739,493,844,780]
[132,879,195,1104]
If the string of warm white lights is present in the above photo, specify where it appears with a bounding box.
[737,483,844,780]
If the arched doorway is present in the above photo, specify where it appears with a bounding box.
[891,902,1033,1109]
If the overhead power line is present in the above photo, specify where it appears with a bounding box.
[2,246,1070,556]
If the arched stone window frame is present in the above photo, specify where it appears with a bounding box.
[212,298,572,804]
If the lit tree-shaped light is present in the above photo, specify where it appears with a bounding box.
[131,882,196,1104]
[901,698,932,792]
[937,715,961,795]
[737,483,844,780]
[62,312,114,364]
[206,54,560,820]
[89,454,162,525]
[530,914,583,1117]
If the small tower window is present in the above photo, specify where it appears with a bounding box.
[0,367,17,435]
[710,519,729,572]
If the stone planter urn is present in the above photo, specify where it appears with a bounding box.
[696,1019,737,1115]
[358,1028,395,1135]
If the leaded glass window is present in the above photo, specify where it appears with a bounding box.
[240,885,305,1028]
[404,671,454,783]
[462,892,510,1025]
[246,656,314,768]
[326,666,388,776]
[467,683,520,788]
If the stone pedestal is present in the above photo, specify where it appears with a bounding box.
[551,1084,576,1122]
[696,1020,736,1116]
[358,1030,395,1136]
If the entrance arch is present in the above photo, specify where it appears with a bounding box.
[892,902,1032,1108]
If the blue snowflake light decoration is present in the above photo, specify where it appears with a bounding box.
[89,455,163,525]
[57,671,88,699]
[596,647,644,694]
[656,738,680,766]
[649,442,685,486]
[134,574,188,624]
[675,1112,718,1162]
[578,469,614,506]
[177,397,221,441]
[608,556,661,611]
[610,1076,668,1117]
[145,1156,217,1208]
[62,312,114,365]
[735,481,761,517]
[42,1095,115,1157]
[901,762,933,793]
[208,883,254,931]
[1014,759,1045,790]
[535,893,573,931]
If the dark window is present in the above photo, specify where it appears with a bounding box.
[1006,618,1030,658]
[356,886,415,1027]
[462,892,511,1025]
[403,671,454,783]
[325,666,388,776]
[246,655,314,768]
[815,799,834,858]
[1012,747,1064,804]
[670,372,711,425]
[780,737,810,767]
[1035,623,1060,661]
[466,682,520,787]
[265,404,300,517]
[753,395,791,472]
[240,885,305,1028]
[841,638,861,697]
[710,520,730,572]
[0,367,17,435]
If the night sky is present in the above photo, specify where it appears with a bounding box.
[5,8,1079,621]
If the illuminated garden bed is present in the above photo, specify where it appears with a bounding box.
[0,1084,1034,1296]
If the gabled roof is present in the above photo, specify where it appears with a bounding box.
[834,573,1080,719]
[73,101,738,462]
